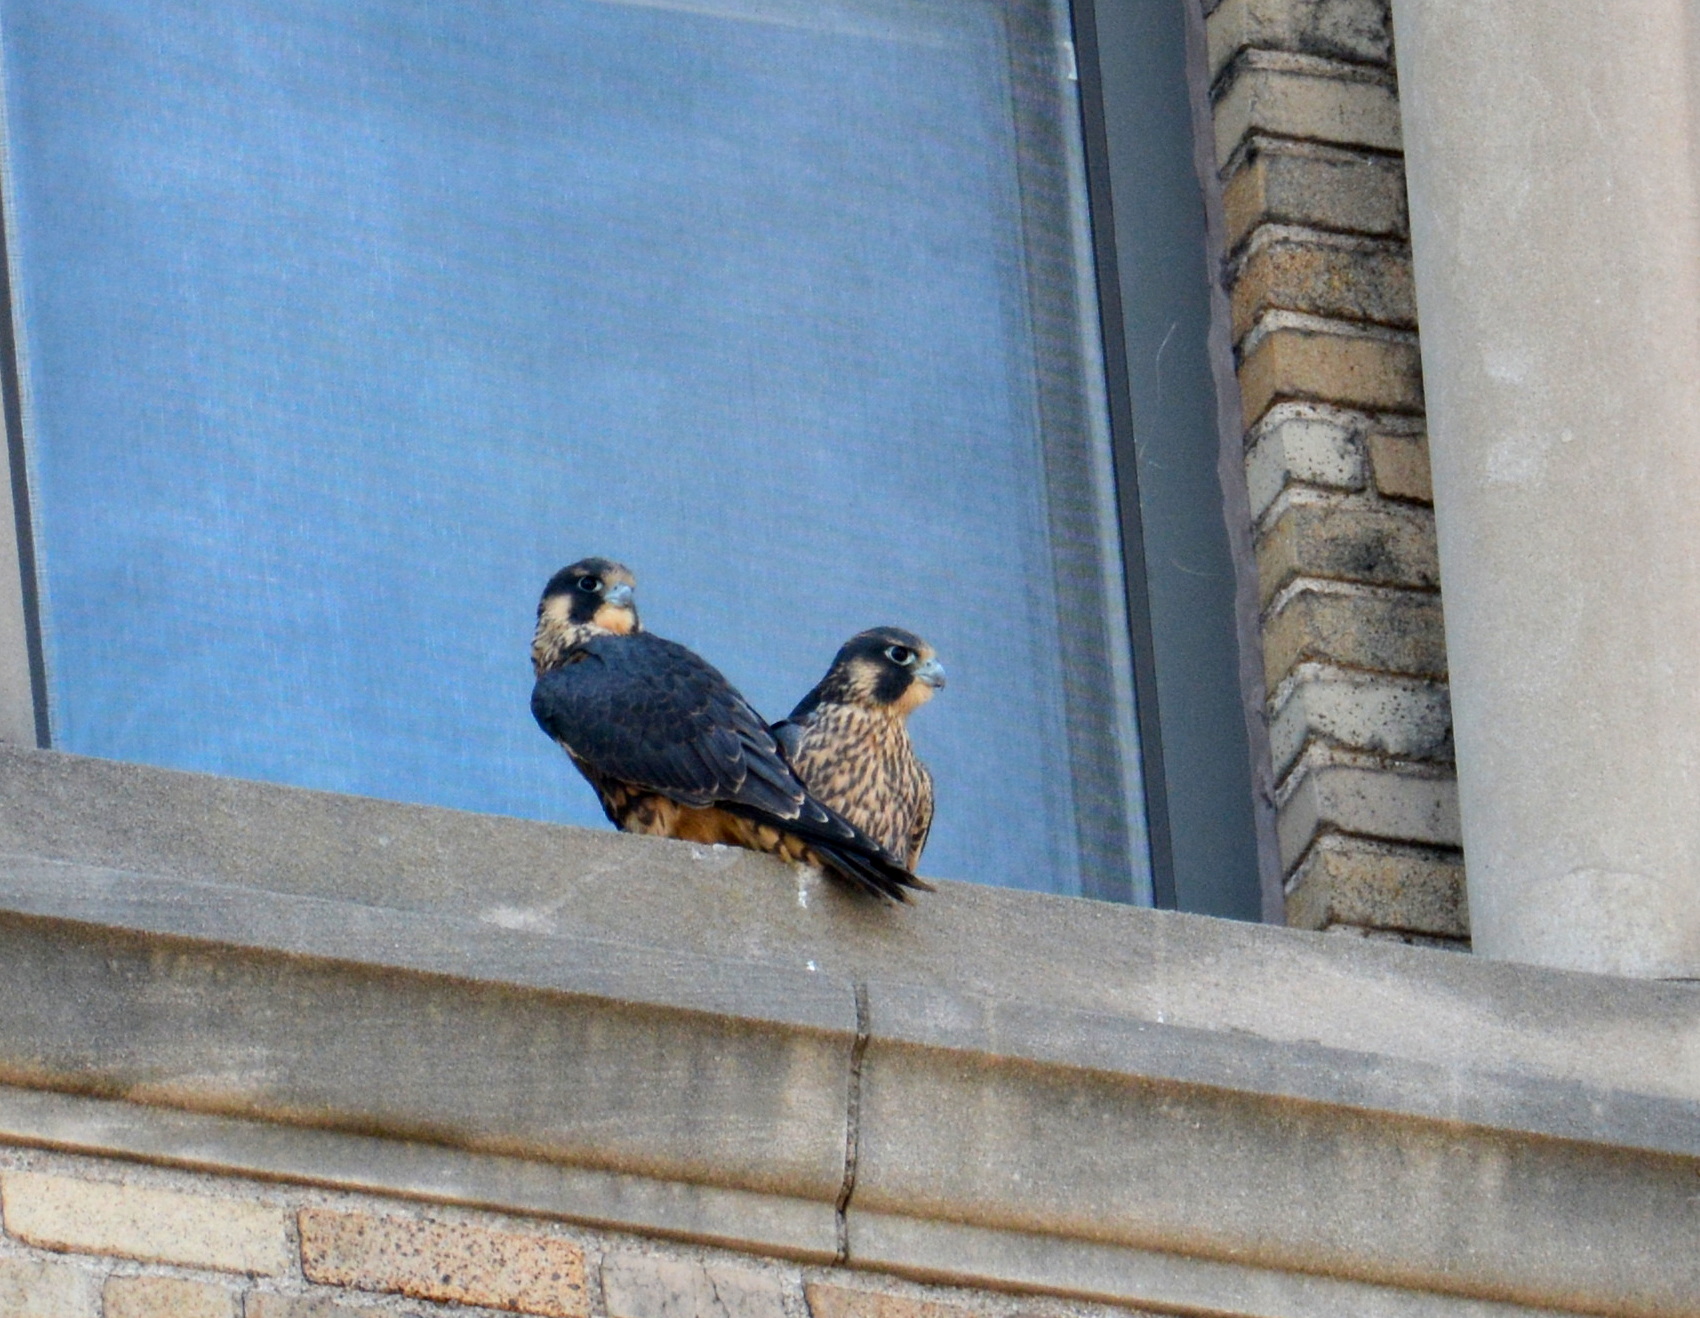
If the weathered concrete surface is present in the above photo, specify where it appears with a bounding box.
[0,749,1696,1316]
[1391,0,1700,977]
[0,867,855,1213]
[0,1083,837,1262]
[855,983,1700,1317]
[0,748,1691,1113]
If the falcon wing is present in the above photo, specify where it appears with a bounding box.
[531,632,805,820]
[769,714,810,766]
[906,761,935,870]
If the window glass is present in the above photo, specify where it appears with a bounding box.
[0,0,1149,900]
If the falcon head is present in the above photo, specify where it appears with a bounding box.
[819,626,945,717]
[532,558,640,674]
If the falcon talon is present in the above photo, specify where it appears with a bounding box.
[530,559,929,902]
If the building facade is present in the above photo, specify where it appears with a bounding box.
[0,2,1696,1317]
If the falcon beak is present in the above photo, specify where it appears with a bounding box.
[603,582,635,609]
[915,657,946,690]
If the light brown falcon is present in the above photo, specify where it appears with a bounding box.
[771,626,943,870]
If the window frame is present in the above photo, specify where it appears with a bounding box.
[0,0,1273,918]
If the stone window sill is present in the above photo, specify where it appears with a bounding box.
[0,747,1694,1318]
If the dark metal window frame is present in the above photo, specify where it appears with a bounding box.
[0,0,1273,919]
[1070,0,1275,918]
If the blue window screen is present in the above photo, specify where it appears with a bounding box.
[0,0,1151,900]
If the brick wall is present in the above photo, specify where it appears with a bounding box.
[1203,0,1464,946]
[0,1147,1169,1318]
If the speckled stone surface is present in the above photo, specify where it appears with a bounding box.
[807,1282,992,1318]
[103,1274,237,1318]
[0,1256,98,1318]
[1,1171,290,1276]
[602,1253,786,1318]
[298,1207,588,1317]
[243,1294,363,1318]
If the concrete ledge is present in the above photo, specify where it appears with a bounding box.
[0,859,855,1206]
[0,749,1697,1317]
[848,1214,1569,1318]
[0,1084,839,1261]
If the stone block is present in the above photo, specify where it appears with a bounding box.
[1286,834,1467,937]
[1268,664,1451,776]
[1368,428,1433,501]
[1223,139,1409,249]
[1238,320,1423,426]
[104,1275,239,1318]
[244,1294,361,1318]
[298,1207,588,1317]
[1231,233,1415,343]
[1276,752,1461,871]
[0,1257,98,1318]
[853,978,1700,1318]
[1262,582,1448,692]
[1213,54,1401,167]
[805,1282,986,1318]
[1244,403,1367,518]
[601,1253,787,1318]
[1255,492,1438,605]
[0,1172,291,1276]
[1207,0,1393,81]
[0,864,856,1223]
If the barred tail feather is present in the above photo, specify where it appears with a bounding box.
[807,837,935,903]
[724,800,933,902]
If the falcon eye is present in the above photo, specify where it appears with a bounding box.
[885,645,915,665]
[576,575,602,593]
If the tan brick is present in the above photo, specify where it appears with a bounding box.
[1268,665,1451,776]
[603,1253,786,1318]
[1245,404,1368,517]
[1263,584,1447,693]
[1224,141,1409,249]
[105,1275,238,1318]
[0,1173,290,1276]
[1231,235,1414,343]
[1369,428,1433,502]
[1287,834,1468,937]
[1277,754,1461,871]
[244,1294,361,1318]
[0,1257,99,1318]
[1214,56,1401,167]
[1256,494,1438,606]
[1239,324,1423,426]
[1207,0,1392,81]
[806,1282,989,1318]
[298,1207,587,1317]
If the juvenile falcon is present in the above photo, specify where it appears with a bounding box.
[530,560,929,901]
[771,627,943,870]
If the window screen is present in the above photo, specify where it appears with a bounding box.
[0,0,1150,900]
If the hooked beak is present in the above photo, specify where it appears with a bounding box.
[603,582,635,610]
[915,657,946,690]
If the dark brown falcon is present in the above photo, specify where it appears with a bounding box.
[530,560,930,901]
[771,627,943,870]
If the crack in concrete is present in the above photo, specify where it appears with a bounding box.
[833,980,870,1264]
